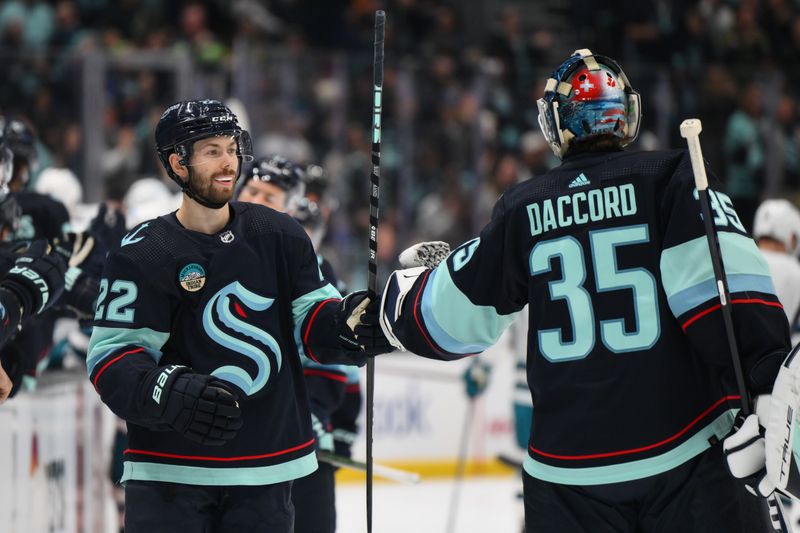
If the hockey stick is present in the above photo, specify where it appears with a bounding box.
[317,451,421,485]
[366,10,385,533]
[680,118,788,533]
[445,398,475,533]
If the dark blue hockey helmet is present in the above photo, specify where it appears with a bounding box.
[248,155,305,191]
[155,99,254,208]
[1,116,37,186]
[240,155,306,208]
[537,49,641,159]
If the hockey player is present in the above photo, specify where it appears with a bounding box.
[86,100,390,533]
[0,129,71,400]
[237,154,306,212]
[2,116,71,240]
[378,50,789,532]
[751,199,800,328]
[237,157,351,533]
[291,196,361,533]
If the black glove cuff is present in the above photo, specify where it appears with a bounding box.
[139,364,190,421]
[0,280,34,319]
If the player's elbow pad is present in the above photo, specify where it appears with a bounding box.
[379,266,427,352]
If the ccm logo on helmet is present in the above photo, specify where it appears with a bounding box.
[211,115,233,123]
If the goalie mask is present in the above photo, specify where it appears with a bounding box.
[537,49,641,159]
[155,99,254,209]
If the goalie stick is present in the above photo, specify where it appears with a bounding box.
[681,118,788,533]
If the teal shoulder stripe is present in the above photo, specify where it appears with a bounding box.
[523,409,736,485]
[421,266,517,354]
[667,274,776,317]
[121,451,317,486]
[86,326,169,375]
[301,354,348,373]
[292,284,341,326]
[661,233,771,300]
[343,365,360,383]
[292,284,341,359]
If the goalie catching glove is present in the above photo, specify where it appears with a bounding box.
[140,365,243,446]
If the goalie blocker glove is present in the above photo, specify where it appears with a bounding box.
[140,364,243,446]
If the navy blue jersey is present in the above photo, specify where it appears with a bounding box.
[387,149,790,485]
[87,202,360,486]
[13,191,71,241]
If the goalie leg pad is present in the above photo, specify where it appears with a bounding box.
[766,345,800,499]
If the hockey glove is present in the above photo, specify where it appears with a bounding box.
[0,240,66,317]
[54,233,100,319]
[141,365,243,446]
[338,290,392,359]
[463,359,492,398]
[723,395,774,497]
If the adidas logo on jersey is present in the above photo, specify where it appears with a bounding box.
[568,173,590,188]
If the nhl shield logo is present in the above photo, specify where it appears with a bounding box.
[179,263,206,292]
[220,230,235,244]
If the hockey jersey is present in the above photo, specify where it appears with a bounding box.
[87,202,361,486]
[386,148,790,485]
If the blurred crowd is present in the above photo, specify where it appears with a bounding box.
[0,0,799,287]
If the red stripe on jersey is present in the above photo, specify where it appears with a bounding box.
[413,270,448,358]
[530,395,740,460]
[125,438,316,462]
[92,347,146,390]
[304,369,348,382]
[302,298,339,363]
[682,298,783,332]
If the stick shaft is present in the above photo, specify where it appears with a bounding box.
[681,119,786,531]
[366,10,385,533]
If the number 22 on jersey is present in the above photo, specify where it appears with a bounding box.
[530,224,660,362]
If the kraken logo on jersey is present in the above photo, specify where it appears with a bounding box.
[202,281,282,396]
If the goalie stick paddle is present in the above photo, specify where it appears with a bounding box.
[680,118,788,533]
[366,10,385,533]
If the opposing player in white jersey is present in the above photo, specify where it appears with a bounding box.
[752,199,800,331]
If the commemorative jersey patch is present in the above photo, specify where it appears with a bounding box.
[179,263,206,292]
